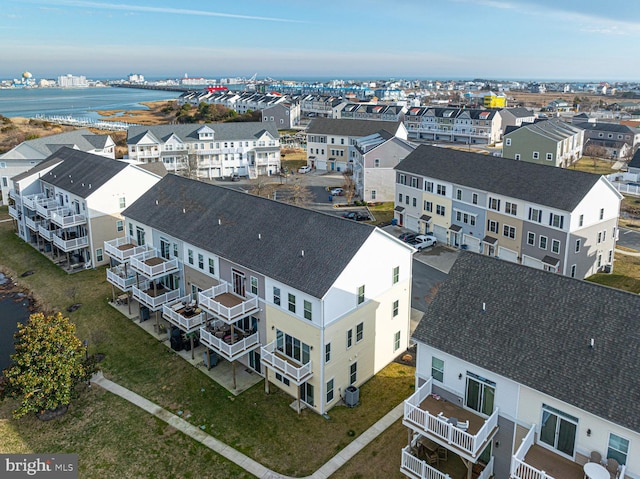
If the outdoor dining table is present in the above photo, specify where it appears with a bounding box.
[583,462,610,479]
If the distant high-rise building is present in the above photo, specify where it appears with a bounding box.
[128,73,145,83]
[58,74,88,88]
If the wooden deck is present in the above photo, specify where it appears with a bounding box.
[117,242,136,251]
[144,256,165,266]
[419,395,485,436]
[214,291,243,308]
[523,444,583,479]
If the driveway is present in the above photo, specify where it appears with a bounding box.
[618,227,640,251]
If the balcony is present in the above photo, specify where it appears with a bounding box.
[199,320,260,362]
[106,264,137,291]
[50,207,86,228]
[25,216,41,231]
[198,282,260,323]
[8,205,18,219]
[401,445,494,479]
[131,281,181,311]
[162,296,208,333]
[104,236,147,263]
[22,194,44,211]
[8,190,21,206]
[38,223,55,241]
[53,232,89,252]
[403,378,499,462]
[510,426,595,479]
[35,198,59,218]
[260,340,312,386]
[129,249,180,280]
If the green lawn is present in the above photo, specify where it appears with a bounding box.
[587,252,640,293]
[0,220,415,478]
[367,202,394,225]
[571,157,617,175]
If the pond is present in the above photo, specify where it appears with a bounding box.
[0,273,32,373]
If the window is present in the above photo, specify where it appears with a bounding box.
[250,276,258,295]
[505,138,511,146]
[436,205,446,216]
[527,232,535,245]
[96,248,103,262]
[188,249,194,265]
[472,193,478,205]
[398,193,403,203]
[356,322,364,342]
[276,330,311,365]
[357,285,365,304]
[539,236,548,250]
[392,266,399,284]
[505,202,517,215]
[198,253,204,269]
[208,258,215,274]
[552,239,560,254]
[424,201,432,212]
[437,184,446,196]
[425,181,433,192]
[326,379,334,403]
[597,231,602,244]
[411,177,418,188]
[488,220,499,234]
[392,300,399,317]
[529,208,542,223]
[579,214,584,227]
[515,154,521,161]
[304,300,312,320]
[399,174,406,185]
[412,197,417,207]
[288,293,296,313]
[350,362,357,385]
[570,264,577,278]
[275,372,290,386]
[456,189,462,200]
[432,357,444,382]
[394,331,401,352]
[546,153,553,161]
[116,220,124,232]
[371,190,376,200]
[325,343,331,363]
[575,239,581,253]
[347,329,353,349]
[119,197,126,208]
[503,225,516,239]
[600,208,604,220]
[273,287,281,306]
[533,151,539,160]
[374,158,380,167]
[405,195,409,205]
[549,213,564,229]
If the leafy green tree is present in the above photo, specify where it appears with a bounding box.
[1,312,94,418]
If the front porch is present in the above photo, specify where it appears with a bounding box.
[403,378,499,463]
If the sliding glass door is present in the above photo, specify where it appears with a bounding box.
[540,404,578,458]
[465,372,496,416]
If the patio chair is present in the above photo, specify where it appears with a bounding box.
[456,420,469,432]
[437,446,448,462]
[589,451,602,463]
[606,458,620,478]
[425,450,438,467]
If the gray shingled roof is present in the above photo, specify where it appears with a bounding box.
[40,147,128,198]
[629,149,640,168]
[122,175,376,298]
[306,118,401,137]
[502,107,535,118]
[574,122,637,135]
[394,145,601,212]
[2,129,111,159]
[127,122,279,145]
[412,251,640,433]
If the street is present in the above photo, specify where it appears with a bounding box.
[618,227,640,251]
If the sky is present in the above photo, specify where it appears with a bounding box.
[2,0,640,82]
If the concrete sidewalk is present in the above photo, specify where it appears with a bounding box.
[91,371,404,479]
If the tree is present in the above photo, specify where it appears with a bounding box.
[342,170,357,205]
[584,143,608,162]
[180,152,199,180]
[283,180,314,206]
[249,179,276,199]
[1,312,94,418]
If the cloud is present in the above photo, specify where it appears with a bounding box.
[22,0,309,24]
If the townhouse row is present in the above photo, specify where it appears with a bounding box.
[126,122,281,179]
[103,174,415,414]
[394,145,622,279]
[400,252,638,479]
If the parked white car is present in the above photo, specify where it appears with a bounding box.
[298,165,312,174]
[410,234,437,250]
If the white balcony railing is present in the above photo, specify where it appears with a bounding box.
[35,198,58,218]
[199,323,260,362]
[38,224,54,241]
[131,282,181,311]
[8,205,18,219]
[106,264,137,291]
[400,445,451,479]
[25,216,41,231]
[403,379,499,459]
[50,208,86,228]
[260,340,312,386]
[162,296,208,333]
[104,236,147,263]
[129,249,179,279]
[22,194,44,210]
[52,233,89,252]
[198,282,260,323]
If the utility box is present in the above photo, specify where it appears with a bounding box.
[345,385,359,407]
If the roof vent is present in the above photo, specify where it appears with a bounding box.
[482,302,486,312]
[590,338,594,348]
[82,183,85,187]
[155,200,158,205]
[218,218,221,225]
[258,233,261,240]
[301,250,304,257]
[88,184,91,189]
[70,179,73,183]
[182,208,186,214]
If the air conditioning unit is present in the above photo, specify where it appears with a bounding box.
[344,386,359,408]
